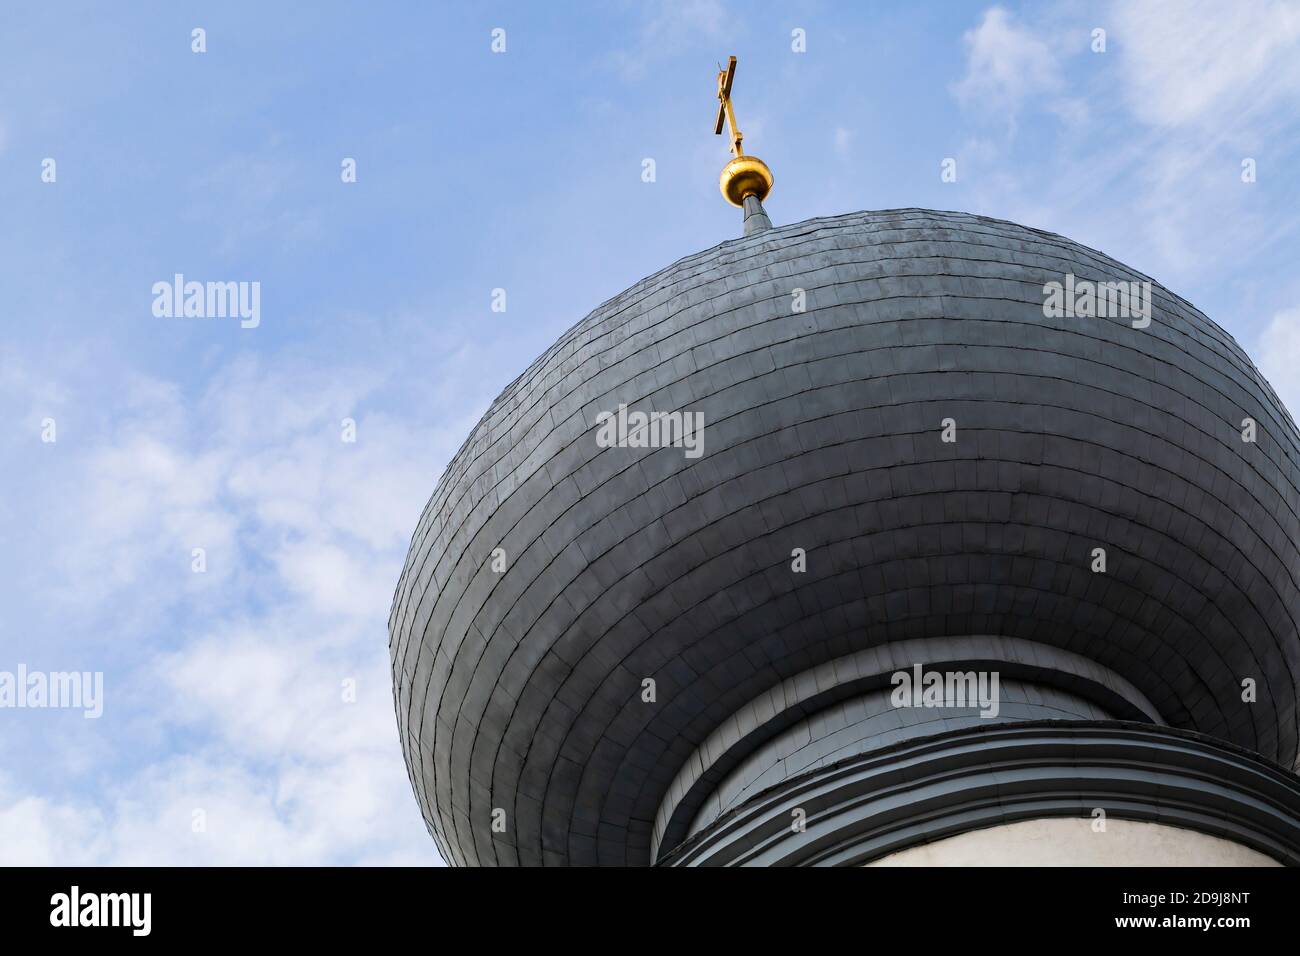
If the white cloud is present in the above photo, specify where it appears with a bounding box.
[1104,0,1300,278]
[0,779,111,866]
[0,345,473,865]
[608,0,727,80]
[0,736,434,866]
[1111,0,1300,131]
[953,6,1060,120]
[950,1,1300,283]
[186,152,323,255]
[1258,307,1300,420]
[273,537,398,619]
[0,572,441,865]
[833,127,853,157]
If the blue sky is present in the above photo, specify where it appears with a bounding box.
[2,0,1299,865]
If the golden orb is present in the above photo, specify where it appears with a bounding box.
[719,154,774,207]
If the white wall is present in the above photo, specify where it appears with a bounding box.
[867,817,1281,866]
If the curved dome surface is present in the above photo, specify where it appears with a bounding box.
[389,208,1300,866]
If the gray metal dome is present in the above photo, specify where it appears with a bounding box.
[389,208,1300,866]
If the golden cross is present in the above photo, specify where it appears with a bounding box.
[714,55,743,157]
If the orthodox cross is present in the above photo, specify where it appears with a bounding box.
[714,55,744,158]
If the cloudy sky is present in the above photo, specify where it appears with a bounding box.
[2,0,1299,866]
